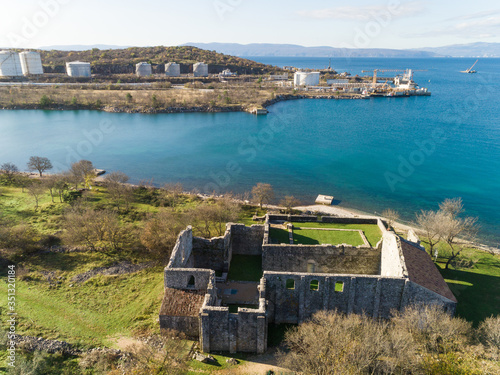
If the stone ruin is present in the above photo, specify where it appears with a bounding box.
[159,214,457,354]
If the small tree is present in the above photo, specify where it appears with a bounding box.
[415,210,444,256]
[26,181,46,211]
[280,195,300,214]
[27,156,53,177]
[251,183,274,209]
[382,208,400,230]
[0,162,19,184]
[104,171,133,210]
[70,160,95,189]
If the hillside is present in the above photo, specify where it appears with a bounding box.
[35,46,279,75]
[183,42,443,58]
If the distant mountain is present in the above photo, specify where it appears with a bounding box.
[183,42,443,58]
[38,44,130,51]
[413,42,500,58]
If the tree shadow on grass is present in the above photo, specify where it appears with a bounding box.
[439,267,500,326]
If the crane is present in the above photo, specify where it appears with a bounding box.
[361,69,426,85]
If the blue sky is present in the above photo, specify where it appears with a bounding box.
[1,0,499,49]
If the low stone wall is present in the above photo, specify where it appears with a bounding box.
[262,244,381,275]
[230,224,265,255]
[159,315,199,338]
[380,232,407,277]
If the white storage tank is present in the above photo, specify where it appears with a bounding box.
[66,62,91,77]
[165,62,180,77]
[19,51,44,75]
[294,71,320,87]
[136,62,152,77]
[0,51,23,77]
[193,62,208,77]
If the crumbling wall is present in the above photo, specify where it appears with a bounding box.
[200,279,267,354]
[405,281,457,314]
[159,315,199,338]
[230,224,265,255]
[264,271,407,323]
[167,226,194,268]
[262,244,381,275]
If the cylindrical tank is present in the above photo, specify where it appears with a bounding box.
[165,62,180,77]
[66,62,91,77]
[19,51,44,75]
[136,62,152,77]
[0,51,23,77]
[193,62,208,77]
[294,71,320,86]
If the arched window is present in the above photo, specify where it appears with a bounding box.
[187,275,195,288]
[310,280,319,291]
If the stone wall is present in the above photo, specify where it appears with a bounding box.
[164,268,215,290]
[200,279,267,353]
[262,244,381,275]
[192,234,228,272]
[380,232,407,277]
[167,226,193,268]
[230,224,265,255]
[159,315,199,338]
[264,271,407,323]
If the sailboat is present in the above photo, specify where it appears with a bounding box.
[461,59,478,74]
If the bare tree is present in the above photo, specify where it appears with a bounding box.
[189,197,241,238]
[415,210,445,256]
[0,162,19,184]
[382,208,400,230]
[441,215,479,269]
[251,183,274,209]
[63,203,129,254]
[70,160,95,189]
[104,171,133,210]
[27,156,53,177]
[26,181,46,211]
[439,197,464,219]
[280,195,300,214]
[140,210,187,261]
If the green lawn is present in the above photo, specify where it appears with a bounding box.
[238,205,267,226]
[293,222,382,247]
[227,254,263,282]
[269,227,290,244]
[293,228,365,246]
[433,246,500,326]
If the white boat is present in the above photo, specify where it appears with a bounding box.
[461,59,478,74]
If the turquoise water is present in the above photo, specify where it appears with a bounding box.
[0,58,499,245]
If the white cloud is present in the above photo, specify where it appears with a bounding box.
[297,1,426,21]
[404,14,500,39]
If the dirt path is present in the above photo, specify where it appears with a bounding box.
[214,349,293,375]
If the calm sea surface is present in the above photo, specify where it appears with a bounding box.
[0,57,499,245]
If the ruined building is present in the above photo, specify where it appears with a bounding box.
[159,214,456,354]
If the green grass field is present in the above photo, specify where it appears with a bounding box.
[434,247,500,326]
[0,252,164,348]
[227,255,263,282]
[269,227,290,244]
[293,222,382,247]
[293,228,365,246]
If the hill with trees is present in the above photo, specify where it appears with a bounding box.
[35,46,280,75]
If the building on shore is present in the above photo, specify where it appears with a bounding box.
[294,71,320,87]
[19,51,44,75]
[66,62,91,77]
[159,214,456,354]
[165,62,180,77]
[193,62,208,77]
[136,62,152,77]
[0,51,23,77]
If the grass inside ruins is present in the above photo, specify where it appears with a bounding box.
[227,255,263,282]
[269,227,290,244]
[293,222,382,247]
[293,228,365,246]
